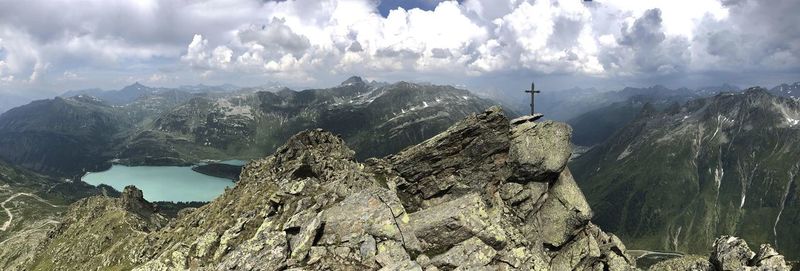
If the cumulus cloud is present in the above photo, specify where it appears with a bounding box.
[0,0,797,95]
[600,8,691,75]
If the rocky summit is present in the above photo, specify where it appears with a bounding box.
[1,107,790,270]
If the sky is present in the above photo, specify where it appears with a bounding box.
[0,0,798,100]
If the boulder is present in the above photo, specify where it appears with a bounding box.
[409,193,507,253]
[708,236,792,271]
[531,169,593,247]
[751,244,791,270]
[508,120,572,182]
[710,236,756,271]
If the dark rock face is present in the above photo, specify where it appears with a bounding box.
[121,185,157,216]
[13,107,638,270]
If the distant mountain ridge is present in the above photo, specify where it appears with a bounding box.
[0,96,135,176]
[506,84,743,122]
[121,76,507,164]
[0,77,507,176]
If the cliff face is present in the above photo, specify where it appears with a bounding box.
[8,107,636,270]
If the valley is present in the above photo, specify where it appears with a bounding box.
[571,87,800,259]
[0,78,798,270]
[1,1,797,269]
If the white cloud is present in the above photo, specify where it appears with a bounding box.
[0,0,796,94]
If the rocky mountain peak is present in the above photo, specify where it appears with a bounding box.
[274,128,355,163]
[120,185,156,215]
[340,76,365,86]
[742,86,770,95]
[125,82,147,90]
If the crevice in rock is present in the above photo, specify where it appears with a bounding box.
[375,193,409,251]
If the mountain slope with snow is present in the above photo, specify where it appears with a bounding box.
[571,88,800,259]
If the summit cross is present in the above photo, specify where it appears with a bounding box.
[524,82,541,116]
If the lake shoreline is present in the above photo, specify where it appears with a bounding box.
[81,164,236,202]
[191,163,243,181]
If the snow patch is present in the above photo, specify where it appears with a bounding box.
[616,145,633,161]
[787,118,799,127]
[740,194,746,208]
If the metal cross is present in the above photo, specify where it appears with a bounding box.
[524,81,541,116]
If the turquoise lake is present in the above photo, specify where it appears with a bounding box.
[82,165,236,202]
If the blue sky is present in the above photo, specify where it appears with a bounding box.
[0,0,797,101]
[377,0,464,16]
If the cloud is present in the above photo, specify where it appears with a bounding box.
[0,0,796,96]
[237,18,311,56]
[599,8,691,75]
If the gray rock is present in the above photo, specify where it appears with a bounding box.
[531,169,593,247]
[409,193,507,253]
[428,237,496,269]
[508,120,572,182]
[289,212,323,262]
[710,236,756,271]
[360,235,378,263]
[320,188,420,251]
[388,106,511,211]
[510,114,544,125]
[648,256,713,271]
[751,244,791,270]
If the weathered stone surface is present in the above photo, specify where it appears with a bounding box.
[710,236,756,271]
[648,256,714,271]
[389,106,511,211]
[508,120,572,182]
[532,169,593,247]
[510,114,543,125]
[550,226,602,270]
[752,244,791,270]
[650,236,792,271]
[410,193,507,253]
[215,231,288,271]
[320,188,420,252]
[428,237,496,269]
[289,212,323,262]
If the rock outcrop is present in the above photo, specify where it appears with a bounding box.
[650,236,792,271]
[14,107,638,270]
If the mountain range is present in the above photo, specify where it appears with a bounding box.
[571,88,800,260]
[0,77,504,177]
[0,107,789,270]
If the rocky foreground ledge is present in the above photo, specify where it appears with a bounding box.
[1,107,791,270]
